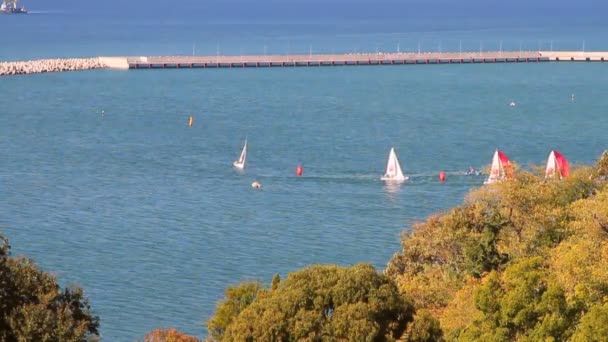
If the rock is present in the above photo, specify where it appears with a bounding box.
[0,57,109,76]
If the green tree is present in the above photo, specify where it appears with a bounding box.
[0,234,99,342]
[212,264,414,341]
[402,309,443,342]
[270,273,281,291]
[460,257,577,341]
[206,281,263,341]
[571,303,608,342]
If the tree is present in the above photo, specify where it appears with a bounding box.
[211,264,414,341]
[571,303,608,342]
[270,273,281,291]
[143,328,199,342]
[0,234,99,342]
[402,310,443,342]
[206,281,263,341]
[459,257,577,341]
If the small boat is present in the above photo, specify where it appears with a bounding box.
[465,167,481,176]
[509,101,517,107]
[233,139,247,169]
[381,147,408,182]
[251,181,262,189]
[484,150,512,184]
[0,0,27,14]
[545,150,569,179]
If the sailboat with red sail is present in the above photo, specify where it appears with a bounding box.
[484,150,513,184]
[545,150,569,179]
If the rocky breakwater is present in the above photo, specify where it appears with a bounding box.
[0,58,106,76]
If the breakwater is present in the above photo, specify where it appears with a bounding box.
[0,58,104,76]
[1,51,606,76]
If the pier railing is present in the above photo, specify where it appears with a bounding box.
[126,51,608,69]
[1,51,607,76]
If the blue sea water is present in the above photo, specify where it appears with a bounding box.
[2,1,608,340]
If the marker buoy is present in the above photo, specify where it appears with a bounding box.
[296,165,303,177]
[188,116,194,127]
[251,181,262,189]
[439,171,446,182]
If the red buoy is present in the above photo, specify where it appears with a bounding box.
[296,165,303,177]
[439,171,446,182]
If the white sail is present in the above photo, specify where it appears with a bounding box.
[545,150,557,178]
[233,140,247,169]
[484,150,503,184]
[381,147,408,181]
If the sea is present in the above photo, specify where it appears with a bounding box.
[1,0,608,340]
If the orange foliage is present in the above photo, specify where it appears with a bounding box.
[144,328,200,342]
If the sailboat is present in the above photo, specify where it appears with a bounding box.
[545,150,569,179]
[233,139,247,169]
[484,150,512,184]
[381,147,408,182]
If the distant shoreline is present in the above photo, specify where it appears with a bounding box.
[1,51,606,76]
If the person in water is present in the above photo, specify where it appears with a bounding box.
[467,167,481,176]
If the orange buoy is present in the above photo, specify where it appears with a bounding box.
[439,171,446,182]
[188,115,194,127]
[296,165,303,177]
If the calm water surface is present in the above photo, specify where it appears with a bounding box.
[2,3,608,338]
[2,63,608,340]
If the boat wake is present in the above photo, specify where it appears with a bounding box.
[26,10,67,14]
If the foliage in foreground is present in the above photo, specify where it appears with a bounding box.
[208,264,414,341]
[387,151,608,341]
[143,328,200,342]
[206,152,608,341]
[0,235,99,342]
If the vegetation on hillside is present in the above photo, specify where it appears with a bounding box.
[208,264,414,341]
[386,151,608,341]
[0,235,99,342]
[207,151,608,341]
[143,328,200,342]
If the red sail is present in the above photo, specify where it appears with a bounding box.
[554,150,570,178]
[497,150,513,179]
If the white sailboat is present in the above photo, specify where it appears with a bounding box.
[233,139,247,169]
[381,147,408,182]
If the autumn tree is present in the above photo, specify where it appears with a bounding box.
[143,328,199,342]
[386,153,608,340]
[0,234,99,342]
[206,281,263,341]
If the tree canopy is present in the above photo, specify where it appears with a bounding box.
[0,234,99,342]
[386,151,608,341]
[208,264,414,341]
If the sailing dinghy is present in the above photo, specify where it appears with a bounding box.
[484,150,512,184]
[545,150,569,179]
[381,147,408,182]
[233,139,247,169]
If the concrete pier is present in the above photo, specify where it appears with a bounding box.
[127,51,552,69]
[1,51,607,76]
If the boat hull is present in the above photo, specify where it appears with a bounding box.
[0,9,27,14]
[381,176,409,182]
